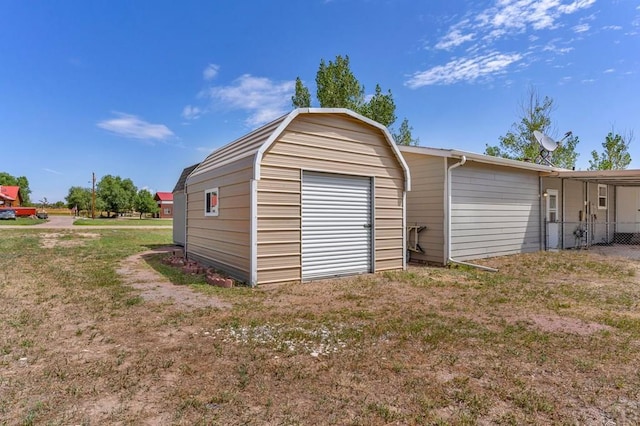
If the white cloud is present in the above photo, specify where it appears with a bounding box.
[435,29,476,50]
[602,25,622,30]
[196,146,215,153]
[573,23,590,33]
[97,112,174,141]
[201,74,295,126]
[435,20,476,50]
[543,42,574,54]
[411,0,597,89]
[603,68,615,73]
[558,0,597,15]
[406,52,523,87]
[581,78,596,84]
[181,105,202,120]
[43,168,63,175]
[203,64,220,81]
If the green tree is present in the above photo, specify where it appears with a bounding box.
[588,130,633,170]
[133,189,159,218]
[65,186,92,215]
[485,87,579,169]
[393,118,419,146]
[291,77,311,108]
[96,175,137,217]
[315,55,365,111]
[360,84,396,127]
[293,54,410,137]
[120,178,137,213]
[0,172,32,205]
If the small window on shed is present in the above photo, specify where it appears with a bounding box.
[205,188,219,216]
[598,184,607,209]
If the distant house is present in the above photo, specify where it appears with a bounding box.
[0,186,22,207]
[154,192,173,218]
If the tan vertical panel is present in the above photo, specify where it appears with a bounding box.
[403,152,446,264]
[186,157,253,282]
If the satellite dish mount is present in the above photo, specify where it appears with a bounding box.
[533,130,572,166]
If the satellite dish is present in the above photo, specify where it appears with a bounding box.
[533,130,558,152]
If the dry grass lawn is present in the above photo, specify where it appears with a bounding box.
[1,228,640,425]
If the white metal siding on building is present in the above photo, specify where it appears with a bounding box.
[301,171,372,280]
[451,163,540,260]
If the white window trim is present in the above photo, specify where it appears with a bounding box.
[598,184,607,210]
[546,189,559,222]
[205,187,219,217]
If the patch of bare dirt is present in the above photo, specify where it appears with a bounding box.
[116,248,231,311]
[524,314,614,335]
[39,232,100,248]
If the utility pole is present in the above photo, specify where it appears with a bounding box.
[92,172,96,219]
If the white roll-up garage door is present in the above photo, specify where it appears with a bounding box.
[302,171,372,280]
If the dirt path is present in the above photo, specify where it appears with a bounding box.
[116,247,231,311]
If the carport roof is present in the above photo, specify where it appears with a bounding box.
[541,169,640,186]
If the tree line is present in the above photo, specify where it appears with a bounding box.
[292,55,419,146]
[66,175,158,218]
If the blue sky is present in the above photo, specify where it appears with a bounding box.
[1,0,638,203]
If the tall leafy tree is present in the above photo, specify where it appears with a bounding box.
[485,87,579,169]
[393,118,420,146]
[588,130,633,170]
[0,172,32,205]
[291,77,311,108]
[96,175,138,216]
[133,189,159,219]
[292,54,416,144]
[65,186,92,214]
[315,55,365,111]
[360,84,396,127]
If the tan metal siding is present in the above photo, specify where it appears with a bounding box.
[403,152,446,264]
[256,114,404,283]
[189,117,286,179]
[185,156,253,282]
[172,192,186,245]
[450,162,540,260]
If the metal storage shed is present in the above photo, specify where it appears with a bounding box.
[184,108,411,286]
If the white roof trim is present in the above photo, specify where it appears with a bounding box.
[253,108,411,191]
[542,169,640,186]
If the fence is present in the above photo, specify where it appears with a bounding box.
[545,221,640,250]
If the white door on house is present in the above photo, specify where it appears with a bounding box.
[301,171,372,280]
[546,189,559,249]
[616,187,640,232]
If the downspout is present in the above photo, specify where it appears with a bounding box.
[184,183,188,260]
[446,155,498,272]
[249,179,258,287]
